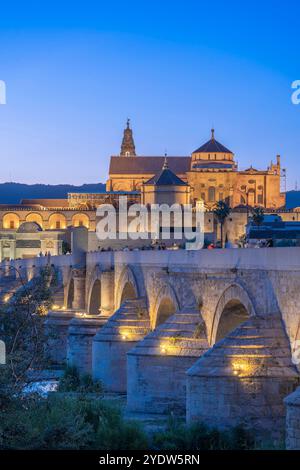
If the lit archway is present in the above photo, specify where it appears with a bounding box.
[88,279,101,315]
[72,213,90,229]
[3,213,20,230]
[67,278,74,309]
[48,213,67,230]
[156,297,176,327]
[152,284,179,328]
[120,281,137,304]
[115,266,139,308]
[210,284,254,345]
[26,212,44,229]
[215,299,249,343]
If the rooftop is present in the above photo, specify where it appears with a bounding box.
[193,129,233,154]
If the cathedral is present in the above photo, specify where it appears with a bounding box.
[0,120,293,260]
[107,120,285,209]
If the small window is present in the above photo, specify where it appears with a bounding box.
[219,192,224,201]
[257,194,263,204]
[56,221,61,229]
[208,186,215,202]
[9,220,14,229]
[79,220,83,227]
[208,154,211,160]
[201,192,205,201]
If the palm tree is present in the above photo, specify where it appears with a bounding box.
[213,200,231,248]
[251,206,264,226]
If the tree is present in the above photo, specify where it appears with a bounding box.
[0,266,57,407]
[213,201,231,248]
[251,206,264,226]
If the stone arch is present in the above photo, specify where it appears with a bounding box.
[88,279,101,315]
[66,277,74,309]
[210,283,255,345]
[115,266,139,308]
[25,212,44,228]
[3,212,20,230]
[71,213,90,229]
[48,213,67,230]
[151,283,180,329]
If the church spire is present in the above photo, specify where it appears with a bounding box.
[120,118,136,157]
[163,152,168,169]
[211,128,215,141]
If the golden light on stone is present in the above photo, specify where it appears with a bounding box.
[120,329,130,340]
[231,359,253,377]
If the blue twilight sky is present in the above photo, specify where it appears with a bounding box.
[0,1,299,187]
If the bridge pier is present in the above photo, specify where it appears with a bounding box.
[45,309,76,366]
[100,270,115,316]
[92,298,150,392]
[186,316,299,443]
[67,315,107,375]
[72,268,86,310]
[127,309,209,415]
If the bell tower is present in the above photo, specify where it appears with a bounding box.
[120,119,136,157]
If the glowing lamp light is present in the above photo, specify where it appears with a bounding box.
[3,294,10,303]
[122,334,128,340]
[161,346,167,354]
[232,360,252,377]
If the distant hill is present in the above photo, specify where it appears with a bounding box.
[0,182,106,204]
[0,182,299,209]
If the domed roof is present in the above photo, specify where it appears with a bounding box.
[17,221,42,233]
[193,129,233,154]
[144,157,187,186]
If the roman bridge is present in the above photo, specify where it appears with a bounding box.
[2,247,300,443]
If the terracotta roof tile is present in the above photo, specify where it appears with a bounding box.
[109,156,190,175]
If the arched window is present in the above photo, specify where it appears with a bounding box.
[71,213,90,229]
[3,213,20,230]
[48,213,67,230]
[208,187,215,202]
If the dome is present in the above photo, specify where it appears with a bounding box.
[192,129,233,155]
[144,157,187,186]
[17,221,43,233]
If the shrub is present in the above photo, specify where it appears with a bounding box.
[152,416,255,450]
[57,366,103,394]
[0,395,148,450]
